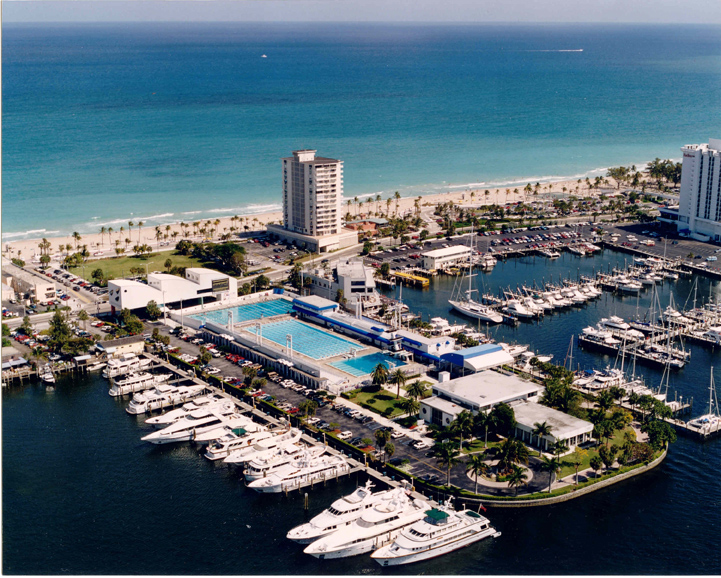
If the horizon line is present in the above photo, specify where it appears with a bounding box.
[5,20,721,25]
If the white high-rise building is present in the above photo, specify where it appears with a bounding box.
[677,138,721,240]
[282,150,343,236]
[267,150,358,253]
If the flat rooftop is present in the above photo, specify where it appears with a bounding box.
[422,245,471,258]
[433,370,540,407]
[513,401,593,438]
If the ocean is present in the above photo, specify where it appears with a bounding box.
[3,249,721,574]
[3,22,721,241]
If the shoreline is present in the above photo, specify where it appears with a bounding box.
[2,170,631,261]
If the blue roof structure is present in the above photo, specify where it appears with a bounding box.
[440,343,503,368]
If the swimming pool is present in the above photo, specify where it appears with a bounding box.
[329,352,406,378]
[246,319,364,360]
[190,299,293,325]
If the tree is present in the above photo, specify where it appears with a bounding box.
[198,346,212,366]
[406,380,428,400]
[146,300,162,321]
[570,449,587,485]
[598,444,618,471]
[255,275,270,290]
[531,421,553,452]
[388,368,407,400]
[242,365,258,386]
[399,397,420,417]
[466,454,489,494]
[370,362,388,392]
[474,411,497,448]
[449,410,474,451]
[489,403,516,437]
[298,399,318,419]
[384,442,395,462]
[164,258,173,272]
[551,439,569,458]
[430,441,460,486]
[20,315,34,336]
[506,465,529,496]
[335,289,347,307]
[48,310,72,353]
[641,420,677,451]
[540,455,562,492]
[375,429,391,459]
[495,437,529,474]
[77,309,89,331]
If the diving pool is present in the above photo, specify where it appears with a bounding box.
[246,319,364,360]
[329,352,406,378]
[190,299,293,325]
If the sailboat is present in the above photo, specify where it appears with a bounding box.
[687,367,721,434]
[448,230,503,324]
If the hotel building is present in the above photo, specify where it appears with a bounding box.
[672,138,721,240]
[267,150,358,253]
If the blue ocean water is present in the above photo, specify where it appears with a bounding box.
[3,22,721,240]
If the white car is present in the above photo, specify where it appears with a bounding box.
[411,440,431,450]
[707,256,718,262]
[336,431,353,441]
[391,430,405,439]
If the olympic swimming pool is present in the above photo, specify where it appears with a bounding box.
[189,299,293,325]
[329,352,407,377]
[246,319,365,360]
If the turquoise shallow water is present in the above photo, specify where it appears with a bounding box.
[330,351,407,377]
[3,22,721,240]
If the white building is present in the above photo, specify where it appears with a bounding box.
[305,258,380,308]
[4,265,56,304]
[421,245,471,270]
[267,150,357,253]
[512,401,594,452]
[107,268,237,313]
[420,370,540,427]
[676,138,721,240]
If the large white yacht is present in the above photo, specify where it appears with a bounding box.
[141,407,248,444]
[598,316,631,331]
[223,427,303,464]
[203,425,273,461]
[502,300,535,319]
[145,396,230,427]
[287,481,406,544]
[248,453,350,494]
[244,444,325,481]
[370,500,500,566]
[303,491,430,559]
[102,353,152,378]
[109,372,171,397]
[126,384,205,415]
[687,368,720,435]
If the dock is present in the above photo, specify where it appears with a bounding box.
[391,270,430,287]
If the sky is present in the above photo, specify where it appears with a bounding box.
[3,0,721,24]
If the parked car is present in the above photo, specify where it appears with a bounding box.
[336,431,353,441]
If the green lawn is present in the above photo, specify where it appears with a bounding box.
[558,427,635,478]
[70,252,216,281]
[353,390,405,418]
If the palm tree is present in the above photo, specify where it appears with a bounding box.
[375,429,391,460]
[506,465,529,496]
[465,454,489,494]
[77,309,89,331]
[394,191,401,216]
[388,368,407,399]
[431,442,460,486]
[72,231,81,250]
[496,437,529,473]
[385,198,392,217]
[99,226,107,246]
[450,410,474,451]
[551,439,569,457]
[370,362,388,391]
[540,455,562,493]
[406,380,428,401]
[531,421,553,453]
[128,221,134,240]
[474,411,497,448]
[570,449,587,485]
[399,397,420,417]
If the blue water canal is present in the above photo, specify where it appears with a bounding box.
[3,249,721,574]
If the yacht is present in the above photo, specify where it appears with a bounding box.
[371,500,500,566]
[109,372,171,397]
[660,306,693,326]
[287,481,405,544]
[538,249,560,259]
[687,368,721,434]
[204,426,274,461]
[244,444,326,481]
[702,327,721,345]
[126,384,206,415]
[39,364,56,384]
[502,300,535,319]
[86,360,107,372]
[223,428,303,464]
[303,491,430,559]
[145,395,229,427]
[102,353,152,378]
[141,407,248,445]
[598,316,631,331]
[499,342,529,358]
[248,452,350,494]
[618,279,643,294]
[449,299,503,324]
[567,245,586,256]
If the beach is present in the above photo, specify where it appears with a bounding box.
[1,176,616,262]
